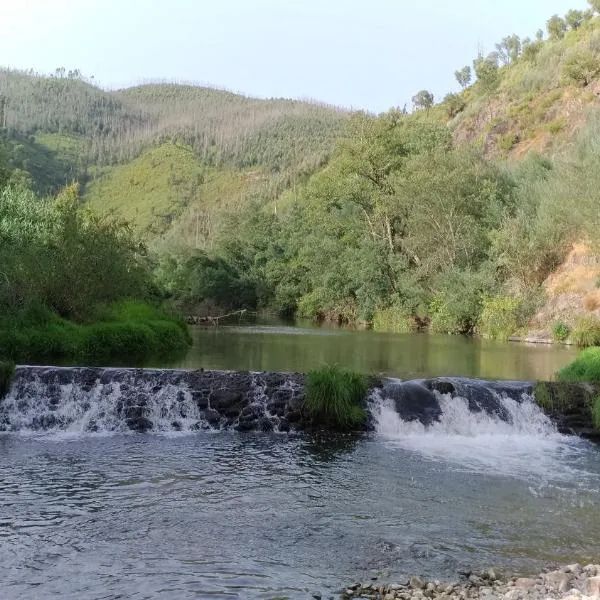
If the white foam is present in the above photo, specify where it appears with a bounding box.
[372,390,589,482]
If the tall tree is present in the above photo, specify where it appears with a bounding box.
[565,9,585,30]
[473,54,500,93]
[455,66,472,89]
[589,0,600,14]
[411,90,434,112]
[547,15,568,40]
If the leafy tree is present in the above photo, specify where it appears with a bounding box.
[563,49,600,86]
[473,54,500,93]
[589,0,600,14]
[411,90,434,111]
[443,93,466,118]
[522,38,543,62]
[547,15,567,40]
[455,66,472,89]
[536,29,544,41]
[565,9,585,30]
[496,35,521,65]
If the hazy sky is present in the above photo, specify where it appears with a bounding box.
[0,0,589,112]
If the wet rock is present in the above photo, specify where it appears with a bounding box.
[204,408,221,426]
[411,576,426,590]
[126,417,153,432]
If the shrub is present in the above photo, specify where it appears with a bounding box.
[571,316,600,347]
[551,321,571,342]
[305,366,367,431]
[562,49,600,87]
[478,295,521,340]
[372,306,415,334]
[0,361,14,397]
[557,347,600,382]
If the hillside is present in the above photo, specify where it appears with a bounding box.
[4,3,600,338]
[0,69,348,246]
[436,11,600,159]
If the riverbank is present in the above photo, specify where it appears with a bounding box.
[342,563,600,600]
[0,301,191,365]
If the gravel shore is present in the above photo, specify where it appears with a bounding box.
[340,564,600,600]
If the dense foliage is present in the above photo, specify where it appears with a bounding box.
[0,148,190,362]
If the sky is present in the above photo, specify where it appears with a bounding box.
[0,0,590,112]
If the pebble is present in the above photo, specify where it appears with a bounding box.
[341,564,600,600]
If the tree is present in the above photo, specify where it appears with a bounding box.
[566,9,585,30]
[547,15,567,40]
[455,66,472,89]
[563,49,600,86]
[522,39,543,62]
[443,93,466,118]
[473,54,500,93]
[536,29,544,41]
[496,35,521,65]
[589,0,600,14]
[412,90,434,111]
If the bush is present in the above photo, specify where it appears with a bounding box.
[372,306,415,334]
[557,347,600,382]
[305,366,367,431]
[0,361,14,397]
[551,321,571,342]
[571,316,600,347]
[0,300,191,363]
[478,295,521,340]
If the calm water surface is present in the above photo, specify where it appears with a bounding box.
[172,324,578,381]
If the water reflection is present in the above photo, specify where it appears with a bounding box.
[173,324,578,381]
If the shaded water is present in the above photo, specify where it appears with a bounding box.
[173,324,578,381]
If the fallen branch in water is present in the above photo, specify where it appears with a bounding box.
[185,309,250,327]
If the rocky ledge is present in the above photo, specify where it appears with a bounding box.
[341,564,600,600]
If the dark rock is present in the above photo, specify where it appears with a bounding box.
[204,408,221,426]
[126,417,153,432]
[171,421,182,431]
[285,410,302,424]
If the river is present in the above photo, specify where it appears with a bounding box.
[172,323,578,381]
[1,325,598,600]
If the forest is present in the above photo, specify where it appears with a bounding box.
[3,1,600,361]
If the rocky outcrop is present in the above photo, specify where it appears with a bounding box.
[533,381,600,442]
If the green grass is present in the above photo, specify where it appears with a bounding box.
[557,347,600,382]
[0,361,15,397]
[571,316,600,347]
[0,300,191,364]
[305,365,368,431]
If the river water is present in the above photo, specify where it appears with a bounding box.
[1,326,598,599]
[172,323,578,381]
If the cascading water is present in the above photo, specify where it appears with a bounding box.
[370,379,592,482]
[0,366,305,435]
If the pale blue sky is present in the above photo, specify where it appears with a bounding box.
[0,0,590,112]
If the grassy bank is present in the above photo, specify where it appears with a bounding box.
[305,366,368,431]
[0,300,191,364]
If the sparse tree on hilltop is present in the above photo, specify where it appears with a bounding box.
[473,54,500,93]
[547,15,567,40]
[455,66,472,89]
[412,90,434,111]
[566,9,585,30]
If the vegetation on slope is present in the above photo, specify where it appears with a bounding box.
[4,2,600,344]
[0,159,190,363]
